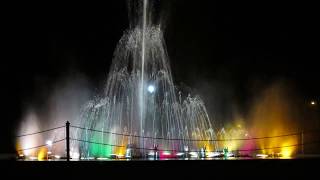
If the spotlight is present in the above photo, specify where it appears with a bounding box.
[184,146,189,152]
[46,140,53,147]
[147,85,155,93]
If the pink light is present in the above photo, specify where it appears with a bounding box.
[159,150,177,159]
[240,139,256,156]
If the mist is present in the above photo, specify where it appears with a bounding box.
[16,72,92,158]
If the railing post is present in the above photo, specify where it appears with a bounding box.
[301,130,304,156]
[66,121,70,161]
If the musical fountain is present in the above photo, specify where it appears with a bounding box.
[71,0,218,159]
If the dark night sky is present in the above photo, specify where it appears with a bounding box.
[1,1,319,153]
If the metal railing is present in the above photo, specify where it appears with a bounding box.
[15,121,320,160]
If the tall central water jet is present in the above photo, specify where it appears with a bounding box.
[73,0,218,158]
[139,0,147,151]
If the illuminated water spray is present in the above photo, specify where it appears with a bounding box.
[15,0,300,160]
[72,0,218,158]
[140,0,147,149]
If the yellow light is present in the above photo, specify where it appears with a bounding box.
[280,147,293,158]
[37,147,47,161]
[247,83,299,158]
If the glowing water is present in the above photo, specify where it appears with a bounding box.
[72,0,218,158]
[140,0,147,153]
[15,1,301,160]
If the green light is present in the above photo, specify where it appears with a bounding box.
[89,132,112,158]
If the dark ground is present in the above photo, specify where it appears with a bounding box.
[1,159,319,178]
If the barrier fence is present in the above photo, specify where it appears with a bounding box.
[15,121,320,160]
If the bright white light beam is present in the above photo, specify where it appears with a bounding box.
[147,85,155,93]
[46,140,53,147]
